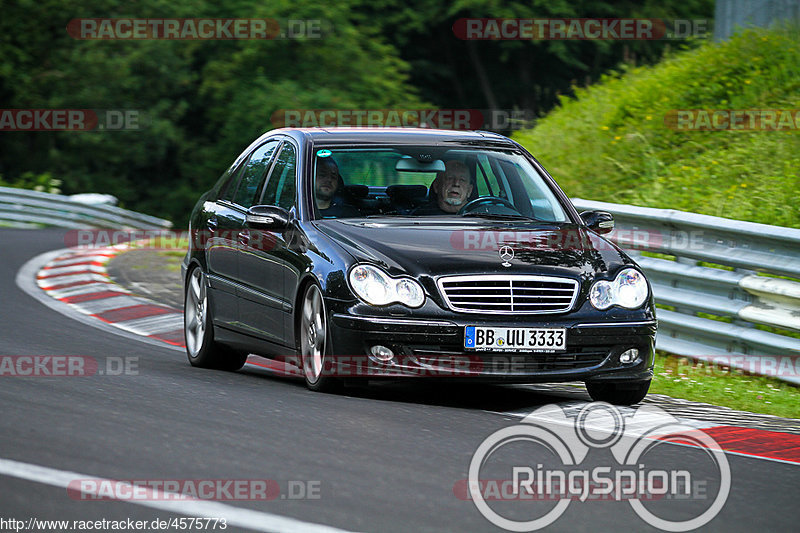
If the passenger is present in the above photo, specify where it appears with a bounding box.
[413,160,474,215]
[315,157,360,218]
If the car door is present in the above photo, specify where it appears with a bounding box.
[204,160,248,327]
[212,140,281,329]
[237,140,298,347]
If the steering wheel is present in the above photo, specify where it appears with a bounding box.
[457,196,518,215]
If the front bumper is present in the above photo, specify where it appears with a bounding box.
[326,311,656,383]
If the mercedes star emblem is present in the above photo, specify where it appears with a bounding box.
[499,245,514,267]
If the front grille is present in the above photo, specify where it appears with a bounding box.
[412,346,609,373]
[437,275,579,314]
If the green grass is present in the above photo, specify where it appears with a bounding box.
[650,353,800,418]
[512,27,800,416]
[157,250,185,272]
[513,26,800,229]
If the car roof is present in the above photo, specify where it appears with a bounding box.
[266,127,518,147]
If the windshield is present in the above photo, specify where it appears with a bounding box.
[310,146,570,222]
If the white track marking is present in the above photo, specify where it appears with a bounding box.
[115,314,185,335]
[46,255,114,267]
[37,273,109,286]
[48,283,129,299]
[0,457,358,533]
[72,295,145,314]
[39,264,108,275]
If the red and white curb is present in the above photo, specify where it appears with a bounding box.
[504,401,800,466]
[36,246,187,347]
[32,245,299,375]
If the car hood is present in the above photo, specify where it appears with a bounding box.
[314,218,634,281]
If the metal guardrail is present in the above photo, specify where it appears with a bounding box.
[714,0,800,41]
[0,186,172,229]
[572,198,800,385]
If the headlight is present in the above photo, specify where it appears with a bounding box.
[348,264,425,308]
[590,268,648,310]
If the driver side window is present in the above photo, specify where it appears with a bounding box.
[476,155,506,199]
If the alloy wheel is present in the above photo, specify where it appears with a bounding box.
[300,284,326,383]
[184,268,207,358]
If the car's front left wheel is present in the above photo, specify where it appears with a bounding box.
[298,283,342,393]
[184,267,247,371]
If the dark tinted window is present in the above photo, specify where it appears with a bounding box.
[231,140,281,207]
[261,143,297,209]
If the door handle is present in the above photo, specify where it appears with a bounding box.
[207,216,218,231]
[239,230,250,246]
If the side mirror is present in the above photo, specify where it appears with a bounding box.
[580,210,614,235]
[246,205,291,229]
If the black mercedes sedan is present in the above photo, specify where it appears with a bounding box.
[182,127,656,404]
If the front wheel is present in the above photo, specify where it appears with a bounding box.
[298,283,341,393]
[184,267,247,371]
[586,379,651,405]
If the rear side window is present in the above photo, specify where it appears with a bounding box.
[219,162,245,202]
[231,140,281,208]
[261,143,297,209]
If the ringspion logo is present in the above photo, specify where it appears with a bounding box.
[464,403,730,531]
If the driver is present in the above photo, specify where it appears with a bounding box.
[315,157,360,218]
[413,160,474,215]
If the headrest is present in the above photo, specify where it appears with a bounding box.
[344,184,369,199]
[386,184,428,201]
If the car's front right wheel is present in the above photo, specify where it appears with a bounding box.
[184,267,247,371]
[297,283,342,393]
[586,379,651,405]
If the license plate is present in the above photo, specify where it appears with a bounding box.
[464,326,566,352]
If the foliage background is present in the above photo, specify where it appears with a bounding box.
[4,0,770,226]
[514,26,800,228]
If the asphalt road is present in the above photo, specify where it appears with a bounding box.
[0,228,797,532]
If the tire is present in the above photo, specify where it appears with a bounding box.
[586,379,651,405]
[184,267,247,371]
[297,283,342,393]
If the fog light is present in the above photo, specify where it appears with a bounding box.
[370,345,394,362]
[619,348,639,364]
